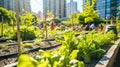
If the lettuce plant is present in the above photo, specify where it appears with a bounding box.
[77,32,105,63]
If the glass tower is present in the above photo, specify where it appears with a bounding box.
[83,0,120,19]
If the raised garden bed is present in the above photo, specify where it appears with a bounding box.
[1,32,120,67]
[95,39,120,67]
[3,39,120,67]
[113,46,120,67]
[0,39,61,66]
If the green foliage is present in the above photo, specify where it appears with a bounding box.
[18,30,116,66]
[116,22,120,38]
[35,27,44,38]
[46,11,55,20]
[0,7,11,23]
[18,49,84,67]
[69,13,79,25]
[48,27,63,38]
[0,44,8,50]
[0,23,15,38]
[22,43,33,47]
[56,30,114,63]
[78,0,100,24]
[56,31,78,54]
[17,31,84,67]
[93,31,115,46]
[34,39,43,45]
[12,26,36,41]
[70,50,79,60]
[20,11,35,26]
[9,10,16,25]
[17,54,37,67]
[62,13,80,26]
[77,32,106,63]
[0,7,16,24]
[77,14,85,24]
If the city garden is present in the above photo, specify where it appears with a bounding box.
[0,0,120,67]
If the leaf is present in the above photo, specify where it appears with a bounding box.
[17,54,35,67]
[53,61,59,67]
[43,50,51,58]
[77,61,84,67]
[37,61,49,67]
[70,50,79,60]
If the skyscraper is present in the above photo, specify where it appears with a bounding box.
[83,0,120,19]
[18,0,31,14]
[43,0,66,19]
[67,0,78,17]
[0,0,31,14]
[0,0,4,8]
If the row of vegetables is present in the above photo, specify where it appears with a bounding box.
[17,30,116,67]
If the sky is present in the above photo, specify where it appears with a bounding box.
[31,0,83,13]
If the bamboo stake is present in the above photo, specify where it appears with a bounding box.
[16,0,21,55]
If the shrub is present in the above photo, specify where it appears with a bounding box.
[12,26,36,41]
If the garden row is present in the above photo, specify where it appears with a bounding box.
[17,30,116,67]
[0,40,61,66]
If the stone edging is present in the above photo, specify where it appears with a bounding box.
[95,39,120,67]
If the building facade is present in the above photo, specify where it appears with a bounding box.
[37,11,44,21]
[43,0,66,19]
[0,0,31,14]
[83,0,120,19]
[66,0,78,17]
[0,0,4,8]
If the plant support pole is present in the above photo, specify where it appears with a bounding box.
[45,17,48,39]
[1,16,4,36]
[16,0,21,55]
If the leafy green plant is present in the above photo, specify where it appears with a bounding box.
[17,54,37,67]
[94,31,115,47]
[18,30,116,66]
[77,32,105,63]
[18,49,84,67]
[34,39,43,45]
[22,43,33,47]
[0,44,8,50]
[56,31,78,54]
[6,40,15,43]
[18,31,85,67]
[12,26,36,41]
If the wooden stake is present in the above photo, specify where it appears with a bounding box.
[16,0,21,55]
[1,16,4,36]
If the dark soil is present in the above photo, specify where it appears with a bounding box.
[113,49,120,67]
[85,45,112,67]
[0,40,60,66]
[0,39,116,67]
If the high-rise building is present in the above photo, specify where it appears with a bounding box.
[83,0,120,19]
[37,11,44,21]
[0,0,4,7]
[18,0,31,14]
[67,0,78,17]
[43,0,66,19]
[0,0,31,14]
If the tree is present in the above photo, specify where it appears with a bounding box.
[78,0,100,24]
[69,13,79,25]
[20,11,35,26]
[44,11,55,39]
[0,7,16,36]
[0,7,11,23]
[9,10,16,25]
[46,11,54,20]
